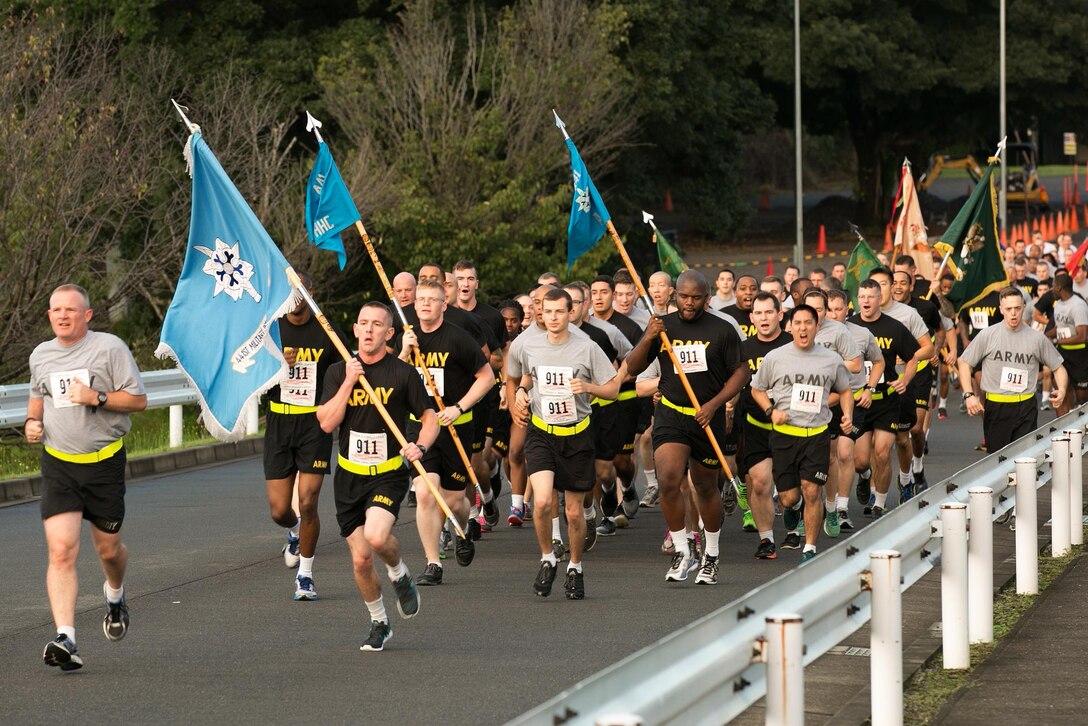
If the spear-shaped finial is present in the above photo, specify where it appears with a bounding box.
[305,110,324,144]
[170,99,199,135]
[641,210,660,234]
[552,109,570,140]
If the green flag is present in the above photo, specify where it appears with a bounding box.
[653,228,688,280]
[933,159,1008,312]
[843,239,881,308]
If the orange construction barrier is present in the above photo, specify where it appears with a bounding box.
[816,224,828,254]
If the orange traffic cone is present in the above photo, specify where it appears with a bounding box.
[816,224,828,254]
[1071,206,1080,232]
[758,190,770,211]
[883,224,893,253]
[1001,226,1008,249]
[664,189,674,213]
[766,256,775,276]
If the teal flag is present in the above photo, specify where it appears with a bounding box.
[304,142,359,269]
[564,138,611,270]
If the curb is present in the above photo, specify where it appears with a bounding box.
[0,437,264,507]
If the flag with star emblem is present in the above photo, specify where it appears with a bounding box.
[843,238,882,309]
[563,138,611,271]
[156,131,298,441]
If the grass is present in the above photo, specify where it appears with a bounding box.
[0,406,233,480]
[901,528,1087,725]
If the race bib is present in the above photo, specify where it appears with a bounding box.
[863,360,884,384]
[1057,327,1073,341]
[1032,321,1047,332]
[281,360,317,406]
[348,431,388,466]
[1000,366,1030,393]
[416,366,445,398]
[538,366,574,396]
[672,343,708,374]
[541,395,578,425]
[970,310,989,331]
[49,368,90,409]
[790,383,822,415]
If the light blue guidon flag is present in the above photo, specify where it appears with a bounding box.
[564,137,611,271]
[156,131,299,441]
[304,141,359,269]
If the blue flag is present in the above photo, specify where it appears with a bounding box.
[564,137,611,270]
[156,132,299,441]
[304,141,359,269]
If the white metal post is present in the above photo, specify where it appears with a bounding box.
[169,404,184,449]
[1013,458,1039,594]
[869,550,903,726]
[245,399,259,436]
[1065,428,1083,546]
[968,487,994,644]
[765,613,805,726]
[940,503,970,669]
[1051,436,1071,557]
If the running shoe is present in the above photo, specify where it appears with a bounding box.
[596,517,617,537]
[392,571,420,619]
[294,576,318,601]
[478,515,493,534]
[482,497,500,528]
[614,512,630,528]
[689,535,701,563]
[439,527,452,559]
[899,479,914,503]
[796,520,805,537]
[466,518,482,542]
[694,554,719,585]
[534,560,557,597]
[937,406,948,420]
[824,510,840,538]
[742,510,757,532]
[721,483,738,515]
[774,494,783,517]
[781,532,801,550]
[734,478,749,510]
[507,505,524,527]
[855,470,872,506]
[416,563,443,586]
[639,484,660,508]
[864,493,875,517]
[959,400,967,414]
[551,538,567,562]
[755,538,777,559]
[360,620,392,652]
[523,502,533,521]
[620,485,639,519]
[838,510,854,531]
[455,532,476,566]
[872,505,886,519]
[282,534,300,569]
[783,505,801,532]
[664,551,698,582]
[601,486,619,517]
[407,490,417,508]
[102,582,129,642]
[584,517,598,552]
[975,440,987,453]
[800,550,816,564]
[1040,400,1051,412]
[914,469,929,493]
[490,470,503,500]
[43,634,82,671]
[660,531,675,555]
[564,569,585,600]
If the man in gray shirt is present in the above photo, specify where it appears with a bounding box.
[26,284,147,671]
[960,286,1067,450]
[508,288,620,600]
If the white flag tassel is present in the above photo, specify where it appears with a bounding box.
[171,99,201,178]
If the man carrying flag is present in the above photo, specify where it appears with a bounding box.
[892,160,935,291]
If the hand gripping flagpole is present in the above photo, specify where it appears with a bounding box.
[285,267,467,539]
[555,112,739,488]
[304,114,487,505]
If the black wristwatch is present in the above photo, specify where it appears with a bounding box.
[962,391,975,401]
[95,391,108,408]
[417,444,427,455]
[764,405,775,418]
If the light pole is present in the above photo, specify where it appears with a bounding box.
[794,0,804,271]
[999,0,1007,234]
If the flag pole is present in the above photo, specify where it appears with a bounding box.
[554,112,739,487]
[303,112,487,504]
[285,267,467,539]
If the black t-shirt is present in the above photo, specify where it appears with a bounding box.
[1016,276,1038,297]
[321,354,433,462]
[412,320,489,405]
[1036,290,1056,330]
[721,304,756,339]
[391,306,497,355]
[740,330,791,422]
[914,277,932,297]
[847,312,921,387]
[596,309,643,347]
[908,295,942,336]
[268,314,347,407]
[958,291,1003,341]
[460,301,507,353]
[652,310,744,404]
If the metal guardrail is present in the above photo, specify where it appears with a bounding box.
[0,369,198,428]
[511,406,1088,726]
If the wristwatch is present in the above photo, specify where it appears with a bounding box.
[764,405,775,418]
[962,391,975,401]
[96,391,108,408]
[416,444,427,455]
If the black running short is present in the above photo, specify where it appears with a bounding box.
[652,400,726,470]
[524,424,595,492]
[1059,350,1088,387]
[471,388,500,454]
[830,399,865,441]
[488,408,511,457]
[263,411,333,479]
[860,392,899,434]
[982,396,1038,453]
[909,365,934,410]
[614,395,641,455]
[334,468,410,537]
[40,447,127,534]
[722,405,740,455]
[592,400,623,460]
[770,428,831,492]
[895,386,918,431]
[738,416,772,479]
[410,419,474,490]
[636,397,654,436]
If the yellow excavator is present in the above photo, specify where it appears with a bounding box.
[918,142,1049,210]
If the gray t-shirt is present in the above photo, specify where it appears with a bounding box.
[1053,295,1088,344]
[960,323,1064,395]
[617,304,650,328]
[706,306,748,341]
[710,293,736,311]
[883,301,929,341]
[815,318,860,363]
[845,321,884,390]
[507,331,618,424]
[585,316,633,361]
[750,344,852,429]
[29,331,146,454]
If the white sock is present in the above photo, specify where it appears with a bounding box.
[551,517,561,540]
[704,529,720,557]
[619,479,633,492]
[644,468,658,487]
[298,556,314,578]
[584,504,596,520]
[482,487,494,504]
[825,498,836,512]
[670,530,690,558]
[512,494,524,509]
[875,491,888,507]
[938,397,947,408]
[803,544,816,554]
[105,582,124,604]
[567,561,583,573]
[58,625,75,643]
[759,530,774,543]
[898,470,911,486]
[288,518,300,538]
[386,560,407,581]
[836,496,850,512]
[365,597,388,624]
[542,552,557,566]
[428,559,443,568]
[912,456,924,474]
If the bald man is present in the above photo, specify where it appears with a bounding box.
[393,272,416,309]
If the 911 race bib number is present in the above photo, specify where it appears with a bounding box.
[672,343,708,374]
[538,366,573,396]
[790,383,822,415]
[416,367,445,398]
[348,431,388,466]
[49,369,90,409]
[1000,366,1030,393]
[541,395,578,425]
[281,361,317,406]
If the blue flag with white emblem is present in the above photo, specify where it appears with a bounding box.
[156,131,298,441]
[564,137,611,270]
[304,141,359,269]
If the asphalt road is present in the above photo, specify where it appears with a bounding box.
[0,399,1022,724]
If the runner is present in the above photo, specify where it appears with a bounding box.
[958,287,1067,450]
[316,302,434,652]
[28,284,147,671]
[613,271,651,327]
[721,275,758,338]
[507,288,621,599]
[1050,273,1088,415]
[626,270,749,585]
[710,269,737,310]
